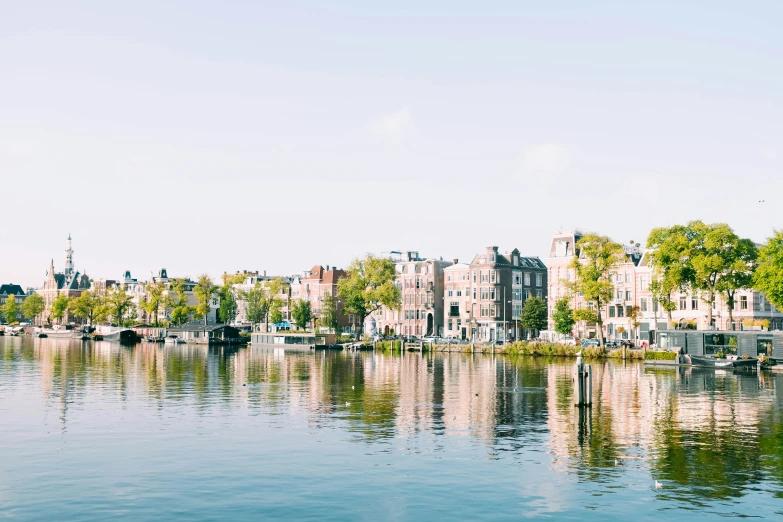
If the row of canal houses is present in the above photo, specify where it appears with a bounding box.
[10,230,783,346]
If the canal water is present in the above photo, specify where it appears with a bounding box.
[1,337,782,520]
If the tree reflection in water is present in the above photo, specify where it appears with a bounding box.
[3,337,783,506]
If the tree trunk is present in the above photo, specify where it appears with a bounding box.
[727,292,734,330]
[706,288,714,328]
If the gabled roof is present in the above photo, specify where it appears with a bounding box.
[0,284,24,296]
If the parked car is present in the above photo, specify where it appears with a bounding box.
[563,336,577,346]
[581,338,600,347]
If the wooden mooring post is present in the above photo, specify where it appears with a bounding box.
[574,356,592,407]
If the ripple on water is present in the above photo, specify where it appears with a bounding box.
[1,337,783,520]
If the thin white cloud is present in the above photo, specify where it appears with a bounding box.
[368,108,412,144]
[522,143,570,173]
[514,143,570,185]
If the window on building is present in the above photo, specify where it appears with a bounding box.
[490,271,496,283]
[609,273,614,283]
[447,274,451,282]
[617,289,622,300]
[448,319,452,330]
[609,306,616,318]
[536,290,543,299]
[473,271,477,282]
[490,288,496,300]
[640,275,648,290]
[640,297,648,312]
[524,289,531,300]
[680,296,687,310]
[617,306,624,318]
[740,296,748,310]
[480,288,488,300]
[625,290,631,301]
[524,273,531,286]
[473,287,477,299]
[536,274,542,287]
[448,288,453,297]
[653,300,659,313]
[456,288,462,297]
[625,272,631,283]
[691,297,699,310]
[616,273,623,284]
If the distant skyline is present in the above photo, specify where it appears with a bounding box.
[2,1,781,288]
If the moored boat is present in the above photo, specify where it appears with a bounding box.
[164,335,186,344]
[689,354,758,370]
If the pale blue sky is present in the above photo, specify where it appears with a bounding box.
[2,1,781,287]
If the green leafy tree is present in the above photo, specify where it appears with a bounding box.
[627,305,642,341]
[552,297,576,337]
[243,283,270,330]
[567,234,625,347]
[267,277,289,298]
[218,290,237,325]
[716,237,757,328]
[520,296,548,338]
[51,295,70,324]
[217,273,244,325]
[688,222,753,328]
[647,225,694,325]
[754,230,783,314]
[194,274,217,325]
[269,298,284,325]
[3,294,19,324]
[337,255,401,335]
[141,281,166,326]
[21,294,45,325]
[320,294,340,334]
[167,278,194,325]
[106,285,136,326]
[290,299,312,331]
[68,291,105,325]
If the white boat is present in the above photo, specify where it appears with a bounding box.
[164,336,186,344]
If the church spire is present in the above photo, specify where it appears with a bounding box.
[64,234,74,279]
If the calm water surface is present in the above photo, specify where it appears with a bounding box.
[2,337,783,520]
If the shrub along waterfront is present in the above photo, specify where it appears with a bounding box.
[644,350,677,360]
[372,340,644,358]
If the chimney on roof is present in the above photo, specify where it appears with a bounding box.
[453,259,458,264]
[326,265,330,271]
[263,270,266,277]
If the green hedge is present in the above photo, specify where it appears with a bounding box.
[502,342,604,357]
[645,351,677,360]
[375,340,403,350]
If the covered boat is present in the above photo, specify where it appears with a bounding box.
[689,354,758,370]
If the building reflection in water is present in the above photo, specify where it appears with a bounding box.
[3,337,783,502]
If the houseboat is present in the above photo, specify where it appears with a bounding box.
[165,323,243,345]
[653,329,781,369]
